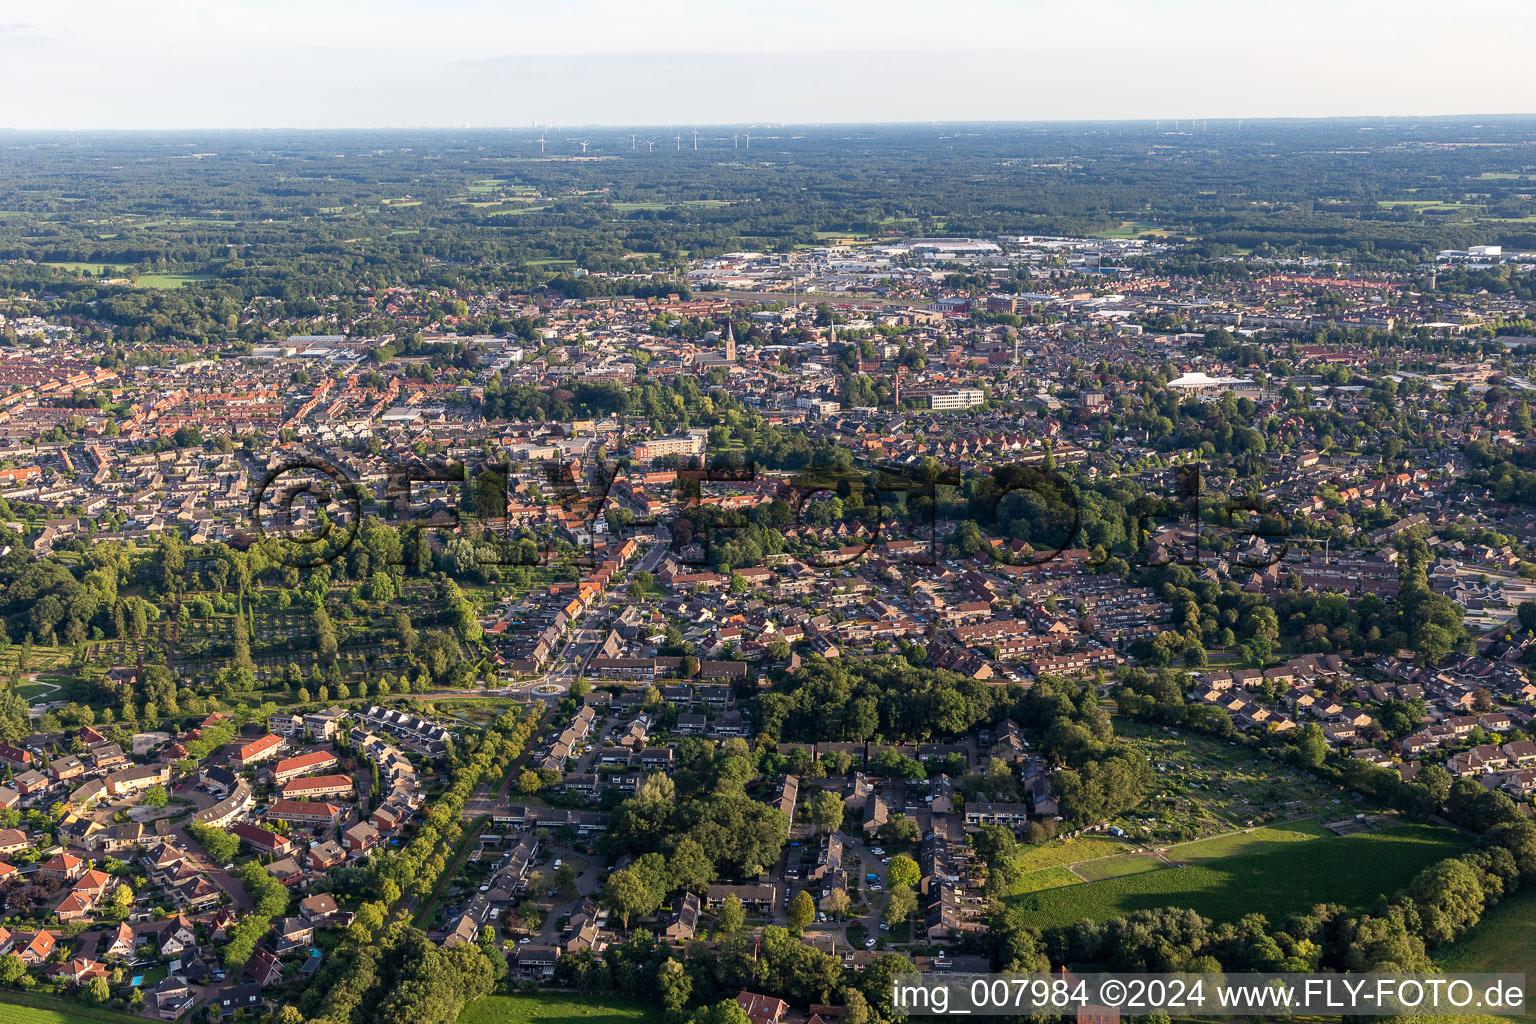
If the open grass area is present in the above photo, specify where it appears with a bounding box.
[1072,854,1166,882]
[1014,825,1470,929]
[135,272,213,288]
[0,992,148,1024]
[1437,887,1536,979]
[1015,867,1080,893]
[459,994,664,1024]
[1166,819,1331,862]
[1014,835,1131,872]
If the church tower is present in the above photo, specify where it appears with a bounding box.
[724,319,736,362]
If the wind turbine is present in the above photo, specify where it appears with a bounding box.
[630,133,637,150]
[691,129,700,151]
[536,128,546,155]
[580,140,589,154]
[644,140,656,152]
[733,133,739,149]
[673,133,682,151]
[743,131,751,149]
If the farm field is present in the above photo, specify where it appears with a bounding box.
[459,995,664,1024]
[1013,825,1470,929]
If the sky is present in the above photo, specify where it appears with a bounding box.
[4,0,1534,130]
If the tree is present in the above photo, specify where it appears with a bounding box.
[691,1001,751,1024]
[1296,723,1328,769]
[883,883,917,928]
[808,789,844,834]
[716,893,744,934]
[601,866,657,929]
[821,886,851,920]
[0,953,24,985]
[516,770,541,794]
[188,821,239,864]
[788,889,815,933]
[877,813,919,848]
[658,958,692,1010]
[107,883,134,918]
[142,785,168,808]
[886,852,919,890]
[83,975,111,1005]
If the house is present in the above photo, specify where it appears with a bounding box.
[662,892,701,942]
[228,821,294,857]
[281,774,355,801]
[299,893,340,924]
[102,921,137,960]
[737,990,788,1024]
[236,734,284,766]
[215,982,264,1019]
[38,851,87,882]
[309,839,346,871]
[268,799,344,826]
[154,975,194,1020]
[513,944,560,980]
[245,947,284,986]
[275,917,315,954]
[705,883,777,914]
[343,821,379,855]
[14,929,56,964]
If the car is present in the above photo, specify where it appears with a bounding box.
[518,937,530,944]
[865,937,877,948]
[553,859,562,869]
[879,922,890,931]
[870,884,883,893]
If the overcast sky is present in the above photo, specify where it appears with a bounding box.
[5,0,1533,130]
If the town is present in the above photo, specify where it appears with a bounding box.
[0,118,1532,1024]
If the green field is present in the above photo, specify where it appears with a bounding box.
[1072,854,1166,882]
[1015,835,1131,872]
[0,992,147,1024]
[1014,825,1470,929]
[459,995,663,1024]
[1438,887,1536,977]
[1015,867,1081,893]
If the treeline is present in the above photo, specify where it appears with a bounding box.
[756,655,1017,743]
[294,707,536,1024]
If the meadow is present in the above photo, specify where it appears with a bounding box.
[459,994,664,1024]
[1014,825,1470,929]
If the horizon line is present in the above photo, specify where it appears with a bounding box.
[3,112,1534,134]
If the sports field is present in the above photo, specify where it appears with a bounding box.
[1014,824,1470,928]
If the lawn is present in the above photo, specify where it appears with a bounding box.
[459,994,664,1024]
[1014,825,1470,929]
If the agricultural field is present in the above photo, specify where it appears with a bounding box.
[1013,825,1471,929]
[458,995,664,1024]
